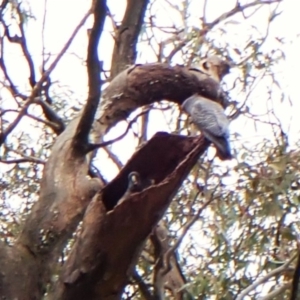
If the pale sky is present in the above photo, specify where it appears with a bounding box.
[1,0,299,179]
[0,2,299,297]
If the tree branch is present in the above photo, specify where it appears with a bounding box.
[156,187,218,293]
[289,242,300,300]
[110,0,149,79]
[0,34,27,100]
[0,157,45,165]
[16,3,36,88]
[31,98,65,133]
[87,107,166,152]
[132,268,155,300]
[92,62,226,143]
[259,282,291,300]
[73,0,107,151]
[0,7,92,146]
[237,255,296,300]
[50,133,209,299]
[206,0,283,30]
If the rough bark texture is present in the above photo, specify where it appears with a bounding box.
[51,134,209,300]
[92,63,225,141]
[0,62,224,299]
[0,0,107,299]
[0,0,228,298]
[110,0,149,79]
[0,61,224,299]
[151,222,187,299]
[0,243,41,299]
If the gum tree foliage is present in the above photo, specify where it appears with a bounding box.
[0,0,299,299]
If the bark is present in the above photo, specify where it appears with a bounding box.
[0,60,223,299]
[151,222,187,300]
[0,1,107,299]
[0,242,40,298]
[0,61,223,299]
[0,1,228,298]
[110,0,149,79]
[50,133,209,300]
[92,63,225,141]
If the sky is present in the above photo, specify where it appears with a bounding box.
[0,3,298,181]
[0,0,298,185]
[1,0,299,180]
[0,1,299,297]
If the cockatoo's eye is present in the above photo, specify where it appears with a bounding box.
[202,61,209,70]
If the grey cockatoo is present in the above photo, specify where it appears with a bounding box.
[189,55,232,82]
[189,56,233,107]
[182,94,232,160]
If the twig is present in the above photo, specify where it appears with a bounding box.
[25,112,63,133]
[16,3,36,88]
[0,35,27,100]
[236,255,297,300]
[160,190,216,277]
[31,98,65,133]
[102,146,123,170]
[87,109,151,153]
[202,0,208,24]
[132,268,154,300]
[0,109,19,117]
[0,157,45,164]
[258,282,291,300]
[0,7,92,146]
[138,106,150,144]
[41,0,48,75]
[0,0,9,10]
[206,0,283,30]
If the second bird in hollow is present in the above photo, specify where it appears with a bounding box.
[181,94,232,160]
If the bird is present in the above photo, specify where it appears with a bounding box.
[118,172,154,205]
[181,94,232,160]
[188,56,232,107]
[189,55,232,82]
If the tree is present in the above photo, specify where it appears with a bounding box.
[1,0,299,299]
